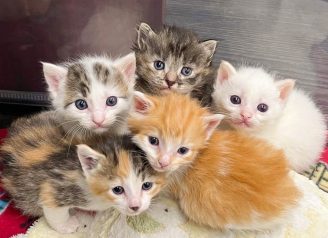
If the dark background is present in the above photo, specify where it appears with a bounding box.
[1,0,327,127]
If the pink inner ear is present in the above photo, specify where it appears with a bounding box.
[83,157,97,170]
[218,67,229,82]
[124,61,136,80]
[278,80,295,101]
[134,97,148,113]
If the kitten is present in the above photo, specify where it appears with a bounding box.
[132,23,217,107]
[1,126,165,234]
[211,61,327,172]
[128,92,300,231]
[41,52,136,141]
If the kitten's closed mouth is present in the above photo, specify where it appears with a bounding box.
[232,120,252,128]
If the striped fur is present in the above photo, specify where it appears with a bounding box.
[133,23,217,107]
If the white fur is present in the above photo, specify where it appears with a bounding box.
[212,62,327,172]
[42,53,136,137]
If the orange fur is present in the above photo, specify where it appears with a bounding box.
[170,131,300,228]
[129,92,301,230]
[40,182,57,208]
[117,150,132,179]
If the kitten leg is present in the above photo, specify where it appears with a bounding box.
[43,206,80,234]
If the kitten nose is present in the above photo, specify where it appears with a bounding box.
[159,160,169,168]
[92,118,105,126]
[165,79,176,87]
[241,112,252,119]
[129,206,140,211]
[92,112,105,126]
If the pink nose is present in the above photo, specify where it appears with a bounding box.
[92,118,105,127]
[159,160,169,168]
[240,112,252,119]
[165,79,176,87]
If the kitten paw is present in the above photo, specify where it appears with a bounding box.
[52,216,80,234]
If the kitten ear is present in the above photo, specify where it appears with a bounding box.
[133,91,154,115]
[276,79,295,101]
[137,22,156,49]
[217,60,236,84]
[41,62,67,98]
[77,144,106,176]
[200,40,217,59]
[115,52,136,85]
[203,114,224,140]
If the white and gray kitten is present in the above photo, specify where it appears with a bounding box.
[42,53,136,141]
[212,61,326,172]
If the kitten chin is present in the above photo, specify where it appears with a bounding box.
[1,119,165,233]
[133,23,217,107]
[42,52,136,141]
[128,92,301,231]
[212,61,327,172]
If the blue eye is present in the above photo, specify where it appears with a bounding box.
[142,182,153,191]
[154,60,165,70]
[75,99,88,110]
[177,147,189,155]
[181,67,192,76]
[106,96,117,106]
[112,186,124,195]
[257,103,268,112]
[148,136,159,146]
[230,95,241,105]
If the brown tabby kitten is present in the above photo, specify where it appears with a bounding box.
[133,23,217,107]
[1,117,165,234]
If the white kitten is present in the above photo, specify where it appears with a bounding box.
[212,61,326,172]
[42,53,136,140]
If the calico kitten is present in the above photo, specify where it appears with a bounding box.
[211,61,327,172]
[128,92,300,231]
[1,128,165,234]
[42,52,136,141]
[133,23,217,107]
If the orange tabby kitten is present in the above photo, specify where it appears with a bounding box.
[128,92,301,231]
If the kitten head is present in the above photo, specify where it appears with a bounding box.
[212,61,295,131]
[133,23,217,95]
[42,53,136,136]
[77,136,165,216]
[128,92,223,173]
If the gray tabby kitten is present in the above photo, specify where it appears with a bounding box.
[41,53,136,141]
[1,125,165,234]
[133,23,217,107]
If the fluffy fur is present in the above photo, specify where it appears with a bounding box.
[128,92,300,231]
[1,117,165,234]
[212,61,327,172]
[42,53,136,141]
[133,23,217,107]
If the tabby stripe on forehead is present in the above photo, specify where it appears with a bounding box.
[93,63,110,84]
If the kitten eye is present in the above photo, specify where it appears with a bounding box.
[177,147,189,155]
[230,95,241,105]
[257,103,269,112]
[148,136,159,146]
[112,186,124,195]
[106,96,118,106]
[142,182,153,191]
[154,60,165,70]
[75,99,88,110]
[181,67,192,76]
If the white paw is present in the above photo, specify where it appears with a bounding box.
[52,215,80,234]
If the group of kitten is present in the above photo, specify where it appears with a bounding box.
[0,22,326,235]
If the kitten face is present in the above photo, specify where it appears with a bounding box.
[133,23,217,95]
[42,53,136,135]
[128,92,223,173]
[212,61,295,131]
[77,137,165,216]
